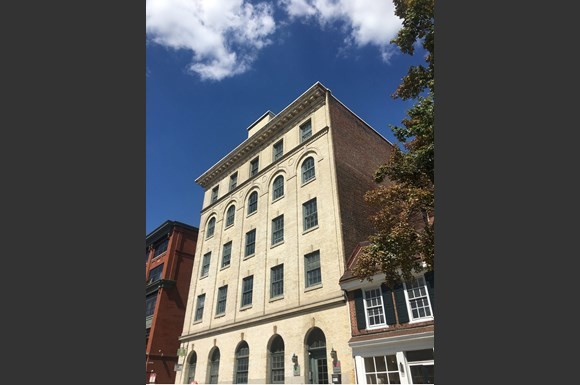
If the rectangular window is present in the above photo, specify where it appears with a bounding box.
[216,285,228,315]
[211,186,219,203]
[222,241,232,268]
[272,215,284,245]
[363,288,386,328]
[305,250,322,287]
[273,139,283,161]
[364,355,400,384]
[250,157,259,177]
[270,264,284,298]
[148,264,164,284]
[245,229,256,256]
[194,294,205,321]
[405,276,433,320]
[407,349,435,384]
[153,238,168,258]
[241,275,254,307]
[300,120,312,143]
[201,252,211,277]
[145,293,157,317]
[229,172,238,191]
[303,198,318,231]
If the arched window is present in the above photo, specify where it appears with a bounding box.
[206,217,216,238]
[235,341,250,384]
[301,157,315,183]
[226,205,236,227]
[272,176,284,200]
[186,351,197,384]
[268,335,285,384]
[207,348,220,384]
[247,191,258,215]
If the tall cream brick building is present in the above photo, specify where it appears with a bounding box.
[175,82,394,384]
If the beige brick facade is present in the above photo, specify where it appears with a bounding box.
[175,83,394,384]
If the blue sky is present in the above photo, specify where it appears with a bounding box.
[146,0,426,234]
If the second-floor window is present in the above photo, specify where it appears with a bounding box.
[273,140,283,161]
[226,205,236,227]
[221,241,232,268]
[300,120,312,143]
[270,264,284,298]
[245,229,256,257]
[216,285,228,315]
[301,157,315,183]
[201,252,211,277]
[404,276,433,321]
[194,294,205,321]
[241,275,254,307]
[305,251,322,287]
[148,264,164,284]
[272,215,284,245]
[363,287,386,328]
[303,198,318,231]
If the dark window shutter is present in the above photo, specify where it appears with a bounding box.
[382,285,397,325]
[353,289,367,330]
[424,270,434,310]
[394,283,410,324]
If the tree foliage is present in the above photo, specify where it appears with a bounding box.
[352,0,434,286]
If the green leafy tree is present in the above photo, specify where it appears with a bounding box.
[352,0,434,286]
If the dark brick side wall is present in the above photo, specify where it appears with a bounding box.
[328,95,394,261]
[147,226,198,384]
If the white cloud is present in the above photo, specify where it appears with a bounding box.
[280,0,402,62]
[146,0,276,80]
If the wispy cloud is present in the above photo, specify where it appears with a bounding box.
[146,0,276,81]
[279,0,402,62]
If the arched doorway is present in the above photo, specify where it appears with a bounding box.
[186,351,197,384]
[268,335,285,384]
[207,347,220,384]
[305,327,328,384]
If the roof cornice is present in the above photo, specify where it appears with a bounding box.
[195,82,329,188]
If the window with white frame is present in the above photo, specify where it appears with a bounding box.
[406,349,435,384]
[272,175,284,200]
[363,355,401,384]
[226,205,235,227]
[216,285,228,315]
[201,252,211,277]
[271,215,284,245]
[404,276,433,321]
[303,198,318,231]
[194,293,205,321]
[148,264,164,284]
[273,139,283,161]
[300,120,312,143]
[301,157,315,183]
[363,287,386,328]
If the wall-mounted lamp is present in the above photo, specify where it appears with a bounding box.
[292,353,298,365]
[399,362,405,376]
[330,348,337,362]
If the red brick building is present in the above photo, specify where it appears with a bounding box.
[146,220,199,384]
[339,242,434,384]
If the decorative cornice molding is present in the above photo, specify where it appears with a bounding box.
[195,82,328,188]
